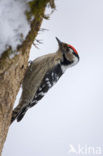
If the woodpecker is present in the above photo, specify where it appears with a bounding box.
[11,37,79,123]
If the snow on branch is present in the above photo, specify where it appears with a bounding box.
[0,0,32,56]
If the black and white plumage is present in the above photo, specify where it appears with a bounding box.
[11,37,79,123]
[29,64,63,106]
[17,64,63,122]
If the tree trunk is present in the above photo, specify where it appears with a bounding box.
[0,0,55,155]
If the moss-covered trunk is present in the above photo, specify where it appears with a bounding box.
[0,0,55,155]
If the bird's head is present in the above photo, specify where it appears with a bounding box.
[56,37,79,69]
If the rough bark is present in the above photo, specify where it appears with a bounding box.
[0,0,55,155]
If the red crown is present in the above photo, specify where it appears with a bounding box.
[68,44,78,55]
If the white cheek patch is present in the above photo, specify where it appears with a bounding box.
[61,56,79,73]
[69,48,73,53]
[72,56,79,66]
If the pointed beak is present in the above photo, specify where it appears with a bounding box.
[56,37,62,47]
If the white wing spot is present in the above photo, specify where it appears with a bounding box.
[32,100,37,104]
[46,81,52,87]
[38,92,45,96]
[52,72,54,77]
[39,87,42,91]
[45,78,49,81]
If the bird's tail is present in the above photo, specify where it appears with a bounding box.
[11,105,21,124]
[11,105,28,124]
[17,106,28,122]
[11,95,29,124]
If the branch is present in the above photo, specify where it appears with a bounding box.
[0,0,55,154]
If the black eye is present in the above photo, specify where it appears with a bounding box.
[66,46,69,51]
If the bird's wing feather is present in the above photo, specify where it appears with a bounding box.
[11,53,60,124]
[20,53,57,106]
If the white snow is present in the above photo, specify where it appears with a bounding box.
[0,0,32,56]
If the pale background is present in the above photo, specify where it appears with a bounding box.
[3,0,103,155]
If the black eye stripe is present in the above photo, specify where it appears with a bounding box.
[61,54,73,65]
[73,52,80,60]
[73,51,77,56]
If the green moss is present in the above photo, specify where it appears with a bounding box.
[26,0,55,21]
[1,47,12,59]
[29,0,48,16]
